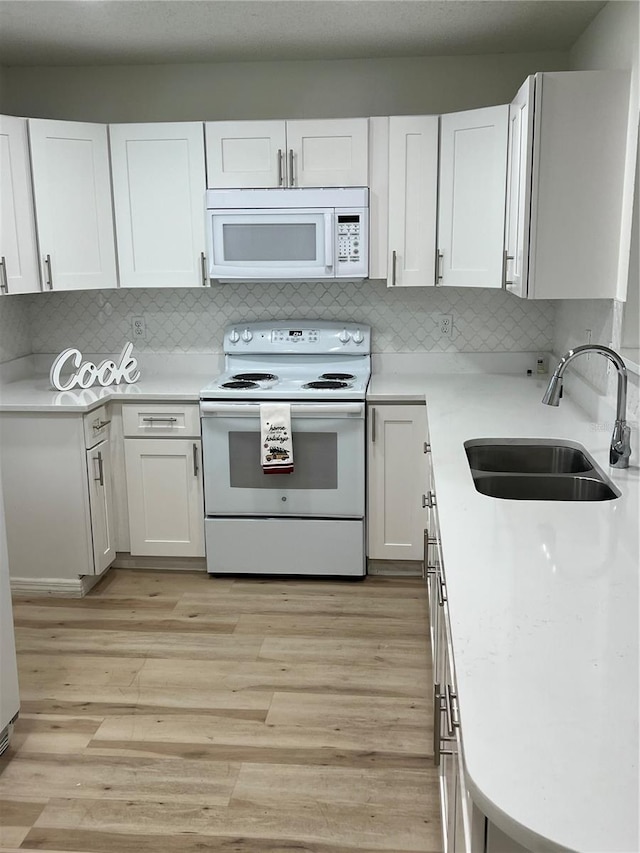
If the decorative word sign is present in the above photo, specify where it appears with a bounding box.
[50,342,140,391]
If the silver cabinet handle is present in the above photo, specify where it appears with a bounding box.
[371,407,376,443]
[435,250,443,285]
[92,419,111,431]
[424,442,431,454]
[200,252,208,287]
[422,490,436,509]
[444,683,460,735]
[44,254,53,290]
[433,685,455,763]
[288,149,295,186]
[433,683,442,766]
[142,417,178,424]
[437,572,447,607]
[424,528,437,577]
[0,256,8,294]
[503,249,514,289]
[94,451,104,486]
[391,249,397,286]
[277,149,284,186]
[193,442,199,477]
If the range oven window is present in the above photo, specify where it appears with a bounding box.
[229,432,338,489]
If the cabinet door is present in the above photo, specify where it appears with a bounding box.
[205,121,286,188]
[28,119,117,291]
[504,78,535,299]
[0,115,41,295]
[367,404,428,560]
[110,123,207,288]
[86,438,116,575]
[125,438,205,557]
[528,71,629,300]
[285,118,368,187]
[387,116,438,287]
[437,106,508,288]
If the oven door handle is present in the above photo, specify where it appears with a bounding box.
[200,402,364,418]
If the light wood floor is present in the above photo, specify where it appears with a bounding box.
[0,569,442,852]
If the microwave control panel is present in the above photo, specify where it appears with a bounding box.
[337,215,362,265]
[335,209,367,277]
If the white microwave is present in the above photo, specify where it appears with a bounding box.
[206,187,369,281]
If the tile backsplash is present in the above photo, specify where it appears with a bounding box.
[0,296,32,363]
[1,280,555,362]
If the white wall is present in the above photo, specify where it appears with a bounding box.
[1,51,568,122]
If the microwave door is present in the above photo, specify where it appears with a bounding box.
[208,209,334,279]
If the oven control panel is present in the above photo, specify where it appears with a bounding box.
[271,329,318,344]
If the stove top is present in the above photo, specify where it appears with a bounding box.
[200,321,371,401]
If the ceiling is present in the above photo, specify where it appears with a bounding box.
[0,0,607,67]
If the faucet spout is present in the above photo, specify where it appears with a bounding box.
[542,345,631,469]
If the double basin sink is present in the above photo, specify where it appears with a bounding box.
[465,439,619,501]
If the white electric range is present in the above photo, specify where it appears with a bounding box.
[200,321,371,577]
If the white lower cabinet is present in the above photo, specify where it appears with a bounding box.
[426,437,533,853]
[86,437,116,575]
[123,404,204,557]
[367,403,428,560]
[0,406,115,583]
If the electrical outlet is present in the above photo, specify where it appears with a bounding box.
[437,314,453,337]
[132,316,146,340]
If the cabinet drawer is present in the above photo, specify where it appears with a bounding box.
[122,403,200,438]
[84,405,112,448]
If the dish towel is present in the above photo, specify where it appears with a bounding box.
[260,403,294,474]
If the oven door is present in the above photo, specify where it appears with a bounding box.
[207,208,335,279]
[200,401,364,517]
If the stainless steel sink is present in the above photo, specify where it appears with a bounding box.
[465,443,592,474]
[472,474,618,501]
[465,439,619,502]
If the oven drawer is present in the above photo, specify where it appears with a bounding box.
[123,403,200,438]
[205,517,365,576]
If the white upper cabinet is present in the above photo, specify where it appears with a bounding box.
[437,105,509,288]
[205,118,368,188]
[506,71,630,300]
[384,115,439,287]
[205,121,285,189]
[504,78,534,299]
[110,122,208,288]
[28,119,117,291]
[0,115,41,295]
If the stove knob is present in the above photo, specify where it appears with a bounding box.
[353,329,364,344]
[339,328,351,344]
[228,328,240,344]
[241,328,253,343]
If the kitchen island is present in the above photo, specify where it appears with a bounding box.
[368,371,639,853]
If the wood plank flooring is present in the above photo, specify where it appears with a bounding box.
[0,570,441,852]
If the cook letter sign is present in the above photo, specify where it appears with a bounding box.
[50,342,140,391]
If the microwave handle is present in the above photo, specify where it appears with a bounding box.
[324,213,334,269]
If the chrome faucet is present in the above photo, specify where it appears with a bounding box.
[542,345,632,469]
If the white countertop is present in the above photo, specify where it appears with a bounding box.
[369,371,639,853]
[0,372,212,412]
